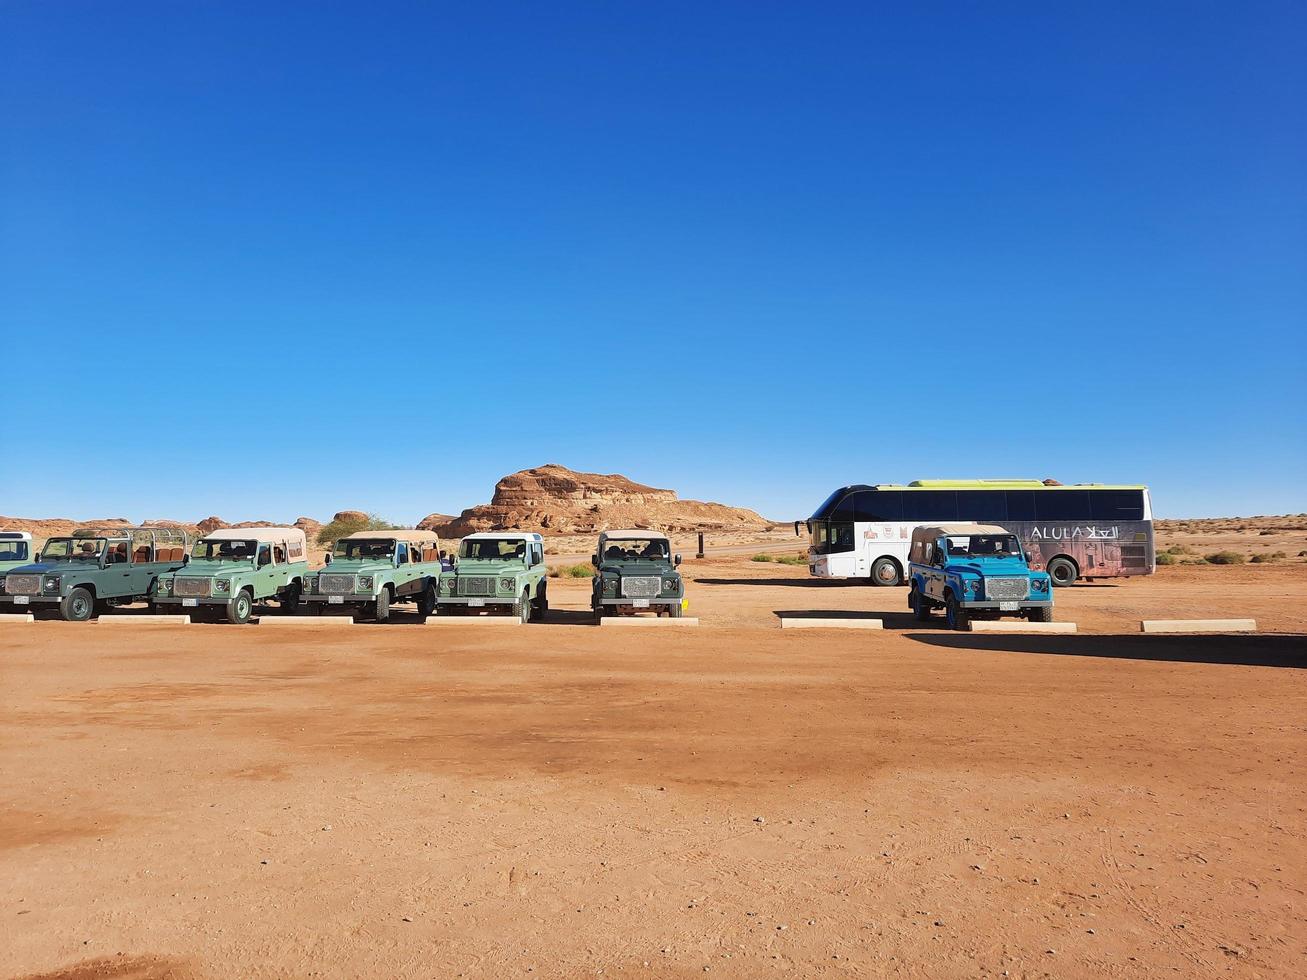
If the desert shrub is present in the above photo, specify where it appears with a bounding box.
[1165,544,1192,555]
[1259,529,1276,535]
[1155,552,1177,565]
[1204,551,1246,565]
[752,553,808,565]
[548,563,595,578]
[751,554,773,563]
[316,513,395,547]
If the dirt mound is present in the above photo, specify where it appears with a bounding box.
[427,464,776,537]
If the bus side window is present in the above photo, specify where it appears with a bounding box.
[1005,491,1036,521]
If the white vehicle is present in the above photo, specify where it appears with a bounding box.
[799,479,1155,587]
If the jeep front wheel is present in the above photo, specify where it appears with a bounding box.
[226,590,253,625]
[1046,557,1078,588]
[61,587,95,622]
[532,583,548,622]
[374,588,390,622]
[517,588,530,624]
[1029,605,1053,623]
[870,557,901,587]
[669,601,683,618]
[944,591,969,631]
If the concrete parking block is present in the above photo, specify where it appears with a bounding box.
[0,613,35,623]
[967,621,1077,633]
[424,616,522,626]
[97,615,191,626]
[1141,619,1257,634]
[601,617,700,627]
[257,617,355,627]
[780,618,883,630]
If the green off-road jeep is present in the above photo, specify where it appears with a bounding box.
[436,532,548,622]
[302,530,446,621]
[1,526,190,621]
[591,530,685,619]
[155,527,309,624]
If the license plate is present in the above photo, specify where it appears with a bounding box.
[467,598,485,607]
[633,599,650,608]
[182,598,198,607]
[328,595,344,605]
[999,601,1018,611]
[14,595,29,605]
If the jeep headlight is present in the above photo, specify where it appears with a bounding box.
[602,577,618,596]
[357,575,374,592]
[1032,578,1048,592]
[442,577,455,593]
[663,577,678,592]
[963,579,980,595]
[498,577,515,593]
[43,576,62,594]
[158,578,171,594]
[214,579,231,593]
[304,576,316,594]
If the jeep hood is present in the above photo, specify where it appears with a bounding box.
[318,559,389,575]
[599,560,674,576]
[167,559,255,577]
[4,561,71,577]
[450,559,521,575]
[948,557,1033,576]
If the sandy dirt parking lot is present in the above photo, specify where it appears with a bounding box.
[1,558,1304,979]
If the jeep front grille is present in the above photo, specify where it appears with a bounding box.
[5,574,40,596]
[319,573,355,594]
[458,576,494,596]
[621,576,661,599]
[985,577,1029,601]
[173,578,211,598]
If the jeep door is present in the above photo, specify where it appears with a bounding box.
[922,540,948,600]
[255,544,278,598]
[528,542,545,595]
[105,542,138,598]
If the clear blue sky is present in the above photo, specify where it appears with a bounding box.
[2,2,1303,523]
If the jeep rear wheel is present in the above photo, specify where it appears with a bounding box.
[1046,557,1078,588]
[870,557,902,587]
[911,585,931,621]
[61,587,95,622]
[226,590,253,625]
[374,588,390,622]
[281,583,302,614]
[944,591,969,631]
[417,581,437,617]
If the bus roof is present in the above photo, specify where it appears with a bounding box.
[878,480,1149,490]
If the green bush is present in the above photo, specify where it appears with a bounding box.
[1250,551,1288,564]
[752,553,808,566]
[751,554,773,563]
[1165,544,1192,555]
[548,563,595,578]
[1204,551,1246,565]
[1155,552,1177,565]
[316,513,396,547]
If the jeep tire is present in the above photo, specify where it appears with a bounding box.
[281,583,302,614]
[417,581,438,618]
[669,602,683,618]
[514,589,530,624]
[870,557,901,587]
[226,589,253,625]
[532,583,548,622]
[592,598,604,621]
[1029,605,1053,623]
[1046,557,1077,588]
[910,585,931,621]
[374,588,390,622]
[944,591,969,631]
[61,586,96,622]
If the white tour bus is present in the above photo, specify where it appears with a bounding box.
[800,479,1154,587]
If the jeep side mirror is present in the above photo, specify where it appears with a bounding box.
[324,553,332,565]
[674,554,682,566]
[183,554,190,565]
[590,554,598,567]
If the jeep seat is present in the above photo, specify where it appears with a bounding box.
[132,547,152,563]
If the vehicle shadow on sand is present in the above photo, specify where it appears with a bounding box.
[906,632,1307,669]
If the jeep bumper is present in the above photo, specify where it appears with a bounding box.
[0,594,59,606]
[596,597,681,607]
[958,599,1053,610]
[439,596,517,608]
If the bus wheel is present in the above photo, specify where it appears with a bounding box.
[1047,557,1078,588]
[870,557,901,587]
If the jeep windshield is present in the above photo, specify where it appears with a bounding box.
[334,539,395,559]
[191,539,258,561]
[0,541,30,562]
[600,539,669,561]
[40,537,106,560]
[947,534,1023,558]
[459,539,527,560]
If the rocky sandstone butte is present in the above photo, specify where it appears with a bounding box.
[419,464,776,537]
[0,515,325,544]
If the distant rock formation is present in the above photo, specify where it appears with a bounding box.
[423,464,776,537]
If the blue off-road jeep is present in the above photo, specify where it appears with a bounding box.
[907,524,1053,630]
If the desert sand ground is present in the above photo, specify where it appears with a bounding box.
[1,557,1304,979]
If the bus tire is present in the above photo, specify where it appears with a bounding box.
[870,557,902,587]
[1047,557,1078,588]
